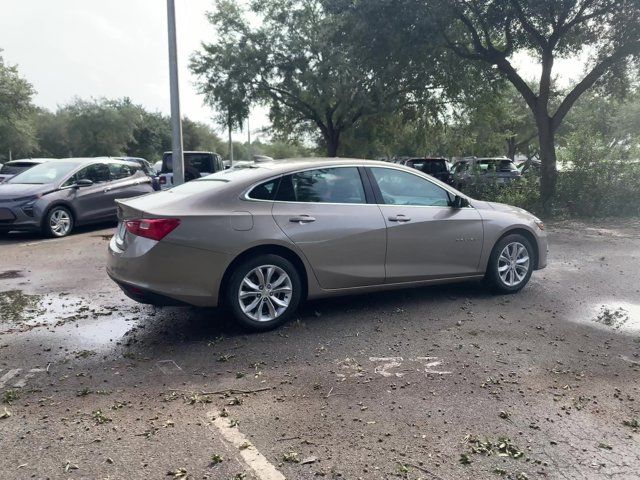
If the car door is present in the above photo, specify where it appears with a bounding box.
[271,166,387,289]
[367,166,484,283]
[66,162,115,222]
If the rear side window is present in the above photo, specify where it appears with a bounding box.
[76,163,111,184]
[248,178,280,200]
[276,167,366,204]
[423,161,447,174]
[109,163,136,180]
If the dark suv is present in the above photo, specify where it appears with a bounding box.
[452,157,521,188]
[401,158,453,184]
[159,151,224,190]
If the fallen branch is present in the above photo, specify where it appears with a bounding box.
[169,387,273,396]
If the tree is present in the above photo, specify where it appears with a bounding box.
[191,0,402,156]
[0,52,38,161]
[181,118,225,153]
[434,0,640,209]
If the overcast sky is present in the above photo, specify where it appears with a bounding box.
[0,1,588,142]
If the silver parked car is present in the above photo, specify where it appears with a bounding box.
[0,158,154,237]
[107,158,548,331]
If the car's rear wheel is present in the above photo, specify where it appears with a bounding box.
[43,206,74,238]
[226,254,302,331]
[486,233,534,293]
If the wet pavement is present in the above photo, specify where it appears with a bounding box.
[0,220,639,480]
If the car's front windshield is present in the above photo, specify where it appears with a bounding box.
[7,162,79,184]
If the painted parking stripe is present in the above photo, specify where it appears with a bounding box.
[0,369,21,388]
[208,412,286,480]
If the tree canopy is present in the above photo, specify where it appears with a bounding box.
[191,0,417,156]
[0,52,37,160]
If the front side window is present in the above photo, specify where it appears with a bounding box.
[276,167,366,204]
[370,167,450,207]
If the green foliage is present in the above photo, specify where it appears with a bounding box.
[191,0,413,156]
[555,132,640,217]
[459,132,640,218]
[30,98,224,162]
[0,52,38,161]
[463,178,542,215]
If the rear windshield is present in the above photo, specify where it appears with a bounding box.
[0,162,36,175]
[162,152,215,174]
[411,160,448,174]
[476,160,518,172]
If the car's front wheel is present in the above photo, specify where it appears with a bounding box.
[43,206,74,238]
[486,233,534,293]
[226,254,302,331]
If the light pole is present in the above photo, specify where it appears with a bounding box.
[167,0,184,185]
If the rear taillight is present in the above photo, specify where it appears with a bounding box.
[159,176,167,184]
[125,218,180,241]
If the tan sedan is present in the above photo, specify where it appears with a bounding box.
[107,159,547,330]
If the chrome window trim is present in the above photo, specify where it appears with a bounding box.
[242,165,372,206]
[368,165,476,209]
[240,162,475,209]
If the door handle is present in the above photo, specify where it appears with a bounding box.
[103,187,113,192]
[388,214,411,222]
[289,215,316,224]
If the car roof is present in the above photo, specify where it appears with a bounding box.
[163,151,217,155]
[407,157,447,161]
[6,158,56,165]
[226,157,404,176]
[40,157,140,166]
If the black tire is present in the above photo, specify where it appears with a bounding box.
[226,254,302,331]
[42,205,74,238]
[485,233,535,294]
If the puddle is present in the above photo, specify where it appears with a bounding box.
[590,301,640,333]
[0,290,152,358]
[0,290,143,334]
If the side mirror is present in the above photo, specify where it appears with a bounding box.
[450,195,469,209]
[75,179,94,188]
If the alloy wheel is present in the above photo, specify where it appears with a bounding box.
[238,265,293,322]
[49,208,72,237]
[497,241,530,287]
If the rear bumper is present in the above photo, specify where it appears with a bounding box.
[106,235,232,307]
[108,274,189,306]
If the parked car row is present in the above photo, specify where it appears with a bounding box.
[0,157,156,238]
[391,156,528,188]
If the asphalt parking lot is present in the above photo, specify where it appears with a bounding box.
[0,220,639,480]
